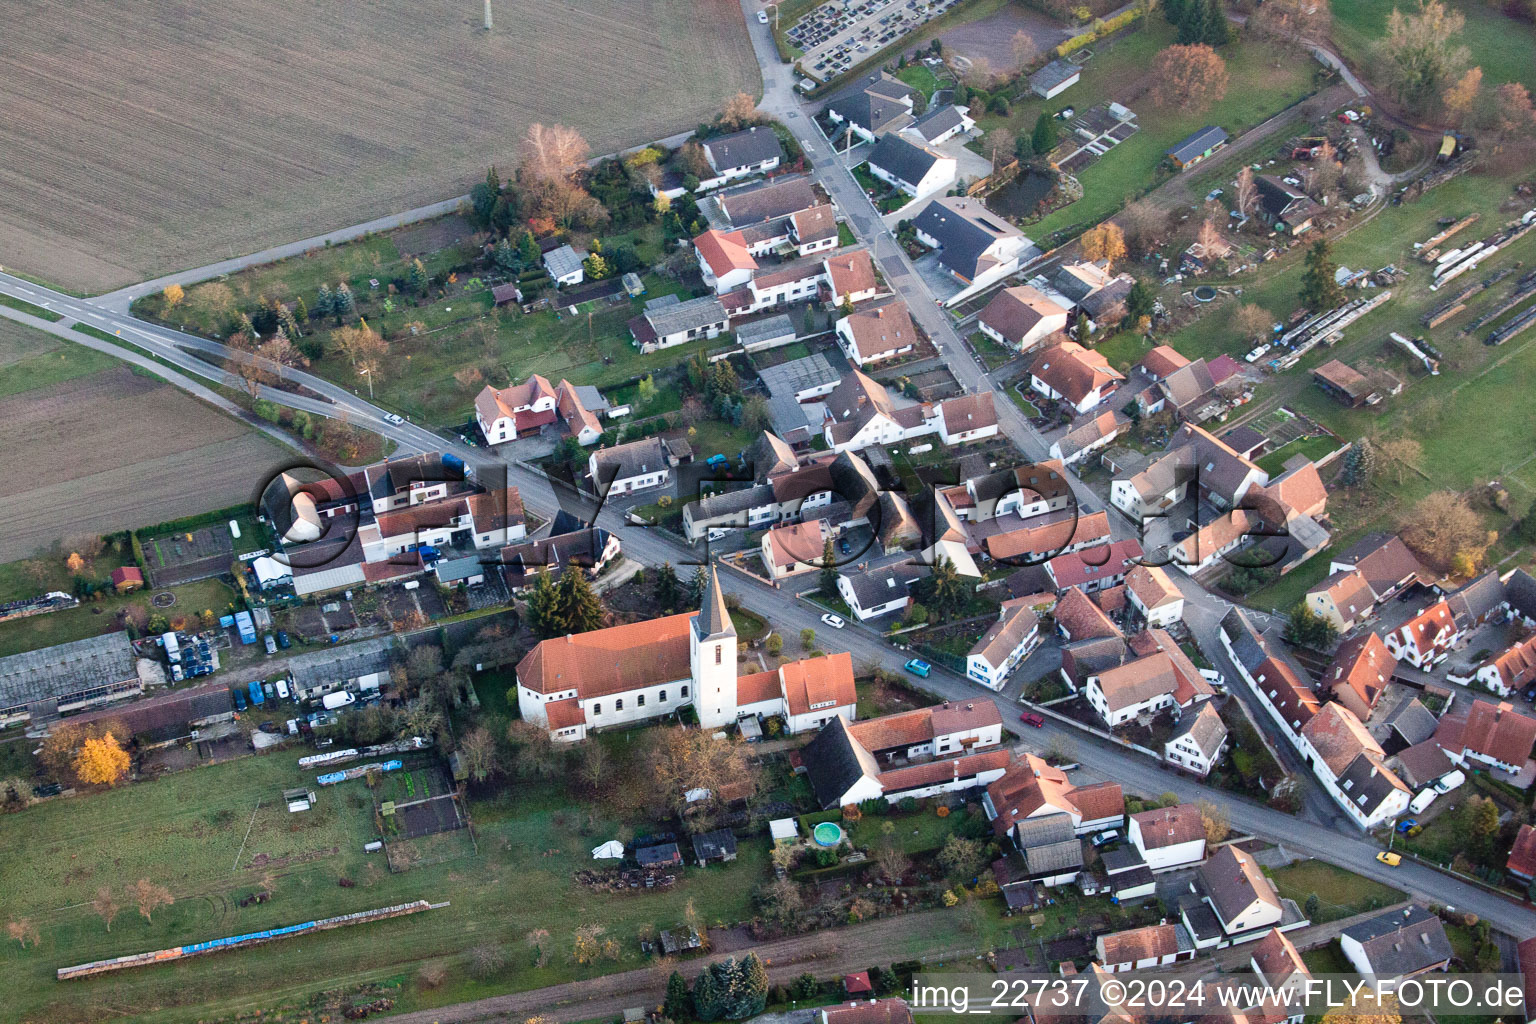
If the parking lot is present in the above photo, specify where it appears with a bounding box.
[788,0,963,83]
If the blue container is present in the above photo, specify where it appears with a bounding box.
[247,680,265,706]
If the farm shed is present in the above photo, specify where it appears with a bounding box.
[57,680,235,747]
[0,631,140,727]
[635,842,683,868]
[286,637,396,701]
[690,828,738,864]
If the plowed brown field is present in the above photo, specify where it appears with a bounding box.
[0,0,756,292]
[0,324,289,560]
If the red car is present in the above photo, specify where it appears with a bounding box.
[1020,712,1045,728]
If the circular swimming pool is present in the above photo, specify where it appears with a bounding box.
[812,821,844,847]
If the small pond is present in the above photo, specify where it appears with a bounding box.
[985,169,1056,219]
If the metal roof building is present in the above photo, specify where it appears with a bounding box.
[0,631,140,724]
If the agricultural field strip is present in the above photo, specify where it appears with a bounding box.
[0,0,756,293]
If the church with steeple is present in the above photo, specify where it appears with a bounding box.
[515,564,858,741]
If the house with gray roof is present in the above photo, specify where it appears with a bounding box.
[866,133,956,198]
[905,104,975,146]
[0,631,140,726]
[628,295,729,353]
[913,197,1037,305]
[1505,568,1536,626]
[1166,126,1228,170]
[1385,698,1439,748]
[837,563,928,621]
[286,637,397,701]
[823,71,916,141]
[735,313,797,352]
[1029,60,1081,99]
[589,436,680,495]
[543,244,587,286]
[1340,906,1452,983]
[1014,812,1083,886]
[682,483,780,542]
[701,126,783,185]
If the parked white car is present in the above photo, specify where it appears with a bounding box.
[757,9,769,22]
[820,613,846,629]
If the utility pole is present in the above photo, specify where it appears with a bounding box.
[483,0,492,31]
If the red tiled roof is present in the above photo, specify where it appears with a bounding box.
[1257,656,1320,728]
[781,651,857,716]
[1301,702,1381,776]
[1460,699,1536,766]
[1132,803,1204,849]
[1483,635,1536,693]
[1139,345,1191,379]
[1047,539,1143,589]
[841,299,915,360]
[1250,928,1308,986]
[694,228,757,278]
[822,999,914,1024]
[1030,341,1125,407]
[1100,923,1181,966]
[825,249,878,297]
[1508,824,1536,877]
[736,669,783,707]
[545,697,586,731]
[1326,631,1395,720]
[517,612,695,698]
[878,748,1012,794]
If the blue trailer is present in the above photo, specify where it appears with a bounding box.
[247,680,265,706]
[234,611,257,645]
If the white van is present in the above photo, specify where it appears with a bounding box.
[275,678,291,701]
[321,691,356,711]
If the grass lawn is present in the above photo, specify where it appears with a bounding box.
[1094,330,1156,372]
[1266,859,1404,923]
[0,294,64,322]
[1162,166,1536,577]
[897,64,944,101]
[1005,383,1041,418]
[0,319,123,399]
[970,23,1317,242]
[730,607,769,641]
[1330,0,1536,93]
[838,222,858,248]
[0,573,237,658]
[1302,942,1354,975]
[1255,434,1344,476]
[969,330,1016,370]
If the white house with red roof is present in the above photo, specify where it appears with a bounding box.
[517,566,857,740]
[1046,539,1144,593]
[1028,341,1126,414]
[475,375,559,444]
[1382,599,1460,669]
[824,250,880,306]
[694,228,759,294]
[836,299,917,367]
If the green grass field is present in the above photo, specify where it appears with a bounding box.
[0,319,123,399]
[971,23,1317,241]
[0,575,237,658]
[0,745,779,1024]
[1266,858,1405,922]
[1330,0,1536,92]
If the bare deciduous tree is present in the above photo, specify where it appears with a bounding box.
[1121,200,1170,255]
[520,123,590,184]
[92,887,120,933]
[1011,30,1039,69]
[128,879,174,923]
[1230,303,1272,341]
[1234,166,1257,219]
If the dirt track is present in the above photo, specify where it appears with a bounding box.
[385,910,981,1024]
[0,363,289,560]
[0,0,756,293]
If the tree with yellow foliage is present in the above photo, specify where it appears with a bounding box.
[74,733,130,787]
[66,552,86,576]
[1080,223,1127,270]
[162,283,185,308]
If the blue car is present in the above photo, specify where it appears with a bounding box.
[904,658,932,679]
[1395,818,1418,833]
